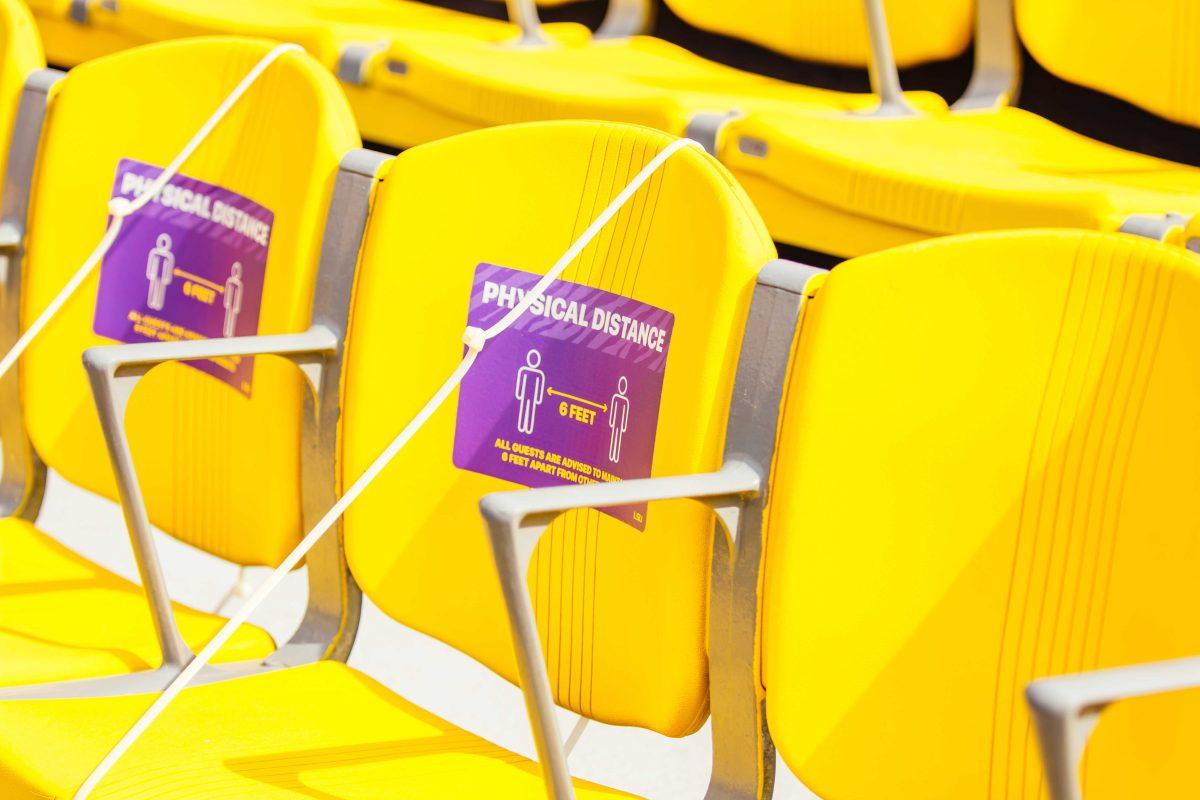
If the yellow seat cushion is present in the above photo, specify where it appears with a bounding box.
[722,106,1200,257]
[0,519,274,687]
[360,27,946,148]
[0,661,637,798]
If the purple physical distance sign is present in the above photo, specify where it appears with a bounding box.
[453,263,674,531]
[92,158,272,397]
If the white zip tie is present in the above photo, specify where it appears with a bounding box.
[563,715,590,757]
[73,136,702,799]
[0,42,303,383]
[212,566,253,615]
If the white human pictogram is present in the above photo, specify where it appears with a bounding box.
[514,349,546,435]
[608,375,630,463]
[145,233,175,311]
[223,261,244,337]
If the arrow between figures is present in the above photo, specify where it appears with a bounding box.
[547,387,607,412]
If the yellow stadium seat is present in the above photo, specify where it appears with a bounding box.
[715,0,1200,257]
[467,229,1200,798]
[758,231,1200,798]
[0,36,362,689]
[314,0,954,149]
[30,0,949,150]
[39,0,1198,260]
[26,0,576,68]
[721,107,1200,258]
[346,21,947,150]
[0,120,784,798]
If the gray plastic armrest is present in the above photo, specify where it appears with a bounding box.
[478,460,760,799]
[78,325,338,666]
[1027,655,1200,800]
[82,326,338,378]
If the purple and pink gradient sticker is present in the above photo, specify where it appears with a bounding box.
[92,158,273,396]
[453,263,674,530]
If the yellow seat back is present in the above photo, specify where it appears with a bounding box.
[763,230,1200,797]
[664,0,972,68]
[0,0,43,151]
[1017,0,1200,128]
[20,38,359,566]
[341,121,775,736]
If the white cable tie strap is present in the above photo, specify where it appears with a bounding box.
[72,136,702,800]
[0,42,303,385]
[462,325,486,354]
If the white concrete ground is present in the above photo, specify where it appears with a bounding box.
[38,470,817,799]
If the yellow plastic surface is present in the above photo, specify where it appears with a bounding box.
[664,0,973,68]
[0,518,275,686]
[27,0,946,152]
[723,107,1200,257]
[358,27,945,149]
[0,661,636,798]
[1017,0,1200,129]
[764,230,1200,798]
[0,0,43,160]
[341,121,774,737]
[20,38,359,566]
[27,0,525,68]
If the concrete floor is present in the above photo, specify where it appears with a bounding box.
[38,470,818,799]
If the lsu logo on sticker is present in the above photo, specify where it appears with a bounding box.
[92,158,273,396]
[453,263,674,531]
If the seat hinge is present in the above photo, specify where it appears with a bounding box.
[1120,212,1192,244]
[686,111,743,157]
[336,41,389,87]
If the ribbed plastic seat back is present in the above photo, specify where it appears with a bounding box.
[341,121,774,736]
[664,0,972,67]
[20,38,359,566]
[1017,0,1200,128]
[763,231,1200,797]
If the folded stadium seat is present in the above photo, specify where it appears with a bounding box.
[716,0,1200,257]
[0,37,364,689]
[27,0,598,142]
[30,0,952,151]
[345,0,954,149]
[24,0,537,67]
[0,120,790,799]
[758,231,1200,798]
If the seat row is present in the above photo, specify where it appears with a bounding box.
[22,0,1200,259]
[0,3,1196,799]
